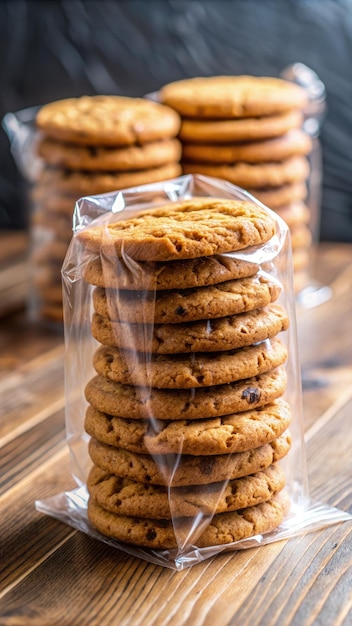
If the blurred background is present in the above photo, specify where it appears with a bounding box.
[1,0,352,241]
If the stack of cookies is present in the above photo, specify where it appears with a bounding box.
[159,76,314,292]
[30,95,182,322]
[78,196,293,552]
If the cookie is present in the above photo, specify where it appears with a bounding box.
[92,337,288,388]
[86,397,291,457]
[91,304,290,353]
[37,163,182,196]
[182,156,310,189]
[77,197,277,261]
[92,274,281,324]
[87,463,286,519]
[83,254,259,291]
[87,491,290,549]
[84,368,287,420]
[88,432,291,485]
[179,109,304,143]
[159,76,308,118]
[246,183,307,209]
[274,203,310,228]
[290,224,313,250]
[182,130,312,164]
[36,95,181,146]
[37,137,182,171]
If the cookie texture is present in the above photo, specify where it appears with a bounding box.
[87,491,290,549]
[88,432,292,485]
[91,304,290,354]
[182,157,310,189]
[83,254,259,291]
[86,398,291,456]
[92,274,281,324]
[36,95,181,145]
[85,368,287,420]
[37,163,182,196]
[77,197,277,261]
[182,130,312,164]
[159,76,308,118]
[92,337,288,388]
[87,464,286,519]
[179,109,304,143]
[37,137,182,171]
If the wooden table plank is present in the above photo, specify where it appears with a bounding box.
[0,242,351,626]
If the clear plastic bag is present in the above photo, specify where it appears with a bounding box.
[35,173,351,570]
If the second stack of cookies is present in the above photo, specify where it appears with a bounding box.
[159,75,314,293]
[30,95,182,322]
[79,196,293,551]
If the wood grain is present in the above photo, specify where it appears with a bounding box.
[0,241,351,626]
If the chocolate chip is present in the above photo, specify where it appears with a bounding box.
[146,528,157,540]
[241,386,261,403]
[175,306,187,316]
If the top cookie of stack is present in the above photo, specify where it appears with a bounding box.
[31,95,182,323]
[159,76,313,292]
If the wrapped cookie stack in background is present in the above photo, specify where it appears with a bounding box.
[55,172,310,566]
[159,76,314,294]
[26,96,182,323]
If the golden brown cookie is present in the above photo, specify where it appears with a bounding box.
[92,274,281,324]
[88,432,291,485]
[37,163,182,196]
[92,337,287,388]
[85,368,287,421]
[182,130,312,164]
[37,137,182,171]
[179,109,304,143]
[87,463,286,519]
[274,203,310,228]
[83,254,259,291]
[86,397,291,457]
[182,156,310,188]
[246,182,308,209]
[159,76,307,118]
[87,491,290,549]
[91,303,290,354]
[36,95,181,146]
[290,224,313,250]
[77,197,277,261]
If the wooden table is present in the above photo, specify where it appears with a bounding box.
[1,242,352,626]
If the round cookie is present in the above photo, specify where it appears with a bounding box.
[182,156,310,189]
[159,76,308,119]
[143,399,291,456]
[86,397,291,456]
[290,224,313,250]
[83,254,259,291]
[92,337,288,388]
[179,109,304,143]
[36,95,181,146]
[274,203,310,228]
[87,491,290,549]
[182,130,312,164]
[37,163,182,196]
[77,197,277,261]
[88,432,292,486]
[91,303,290,353]
[37,137,182,171]
[84,368,287,421]
[92,274,281,324]
[246,182,308,209]
[87,463,286,519]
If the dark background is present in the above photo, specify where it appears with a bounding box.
[1,0,352,241]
